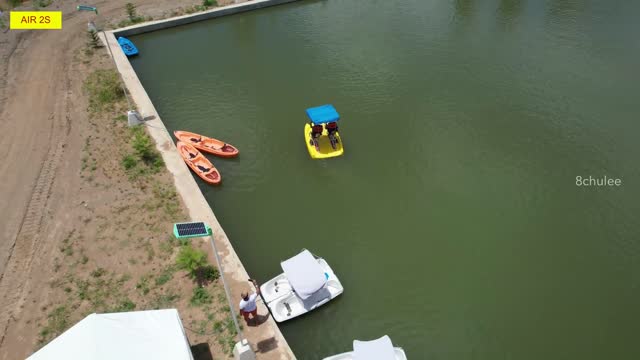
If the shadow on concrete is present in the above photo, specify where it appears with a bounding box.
[256,337,278,354]
[191,343,213,360]
[246,313,270,327]
[143,115,156,121]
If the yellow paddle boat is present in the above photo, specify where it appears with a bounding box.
[304,104,344,159]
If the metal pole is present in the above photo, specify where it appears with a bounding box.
[208,235,244,341]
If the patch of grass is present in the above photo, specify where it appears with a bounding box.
[83,70,124,113]
[60,243,73,256]
[76,280,90,300]
[75,274,127,311]
[190,287,212,306]
[159,235,179,255]
[150,292,180,309]
[144,185,180,219]
[38,306,70,344]
[111,298,136,312]
[118,273,132,284]
[213,320,224,333]
[155,266,175,286]
[143,240,155,261]
[8,0,21,9]
[34,0,52,8]
[90,267,107,278]
[135,276,151,295]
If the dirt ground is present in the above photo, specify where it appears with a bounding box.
[0,1,261,359]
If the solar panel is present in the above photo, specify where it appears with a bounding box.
[173,222,212,239]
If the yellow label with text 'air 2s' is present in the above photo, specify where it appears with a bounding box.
[10,11,62,30]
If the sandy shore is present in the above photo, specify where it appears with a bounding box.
[0,1,293,359]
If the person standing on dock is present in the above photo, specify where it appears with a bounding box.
[239,279,261,325]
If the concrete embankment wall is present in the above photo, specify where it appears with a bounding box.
[102,0,303,359]
[115,0,301,37]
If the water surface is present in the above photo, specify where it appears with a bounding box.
[131,0,640,358]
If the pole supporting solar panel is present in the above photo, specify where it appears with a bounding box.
[171,221,244,345]
[173,222,212,239]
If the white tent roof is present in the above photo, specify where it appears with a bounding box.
[353,335,396,360]
[281,249,327,300]
[28,309,193,360]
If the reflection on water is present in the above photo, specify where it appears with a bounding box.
[547,0,585,18]
[496,0,523,29]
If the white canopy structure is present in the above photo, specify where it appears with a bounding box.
[281,249,327,300]
[28,309,193,360]
[353,335,397,360]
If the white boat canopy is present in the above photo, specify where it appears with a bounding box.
[281,249,327,300]
[28,309,193,360]
[353,335,397,360]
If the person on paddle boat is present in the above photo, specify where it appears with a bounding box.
[310,122,324,149]
[326,121,339,149]
[239,278,262,325]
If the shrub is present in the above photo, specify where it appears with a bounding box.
[87,29,100,49]
[130,127,163,167]
[194,264,219,286]
[125,3,137,21]
[176,244,207,277]
[190,287,212,306]
[202,0,217,7]
[121,154,137,170]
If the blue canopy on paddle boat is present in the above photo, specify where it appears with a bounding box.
[306,104,340,125]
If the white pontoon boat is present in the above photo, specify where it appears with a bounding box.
[322,335,407,360]
[260,249,343,322]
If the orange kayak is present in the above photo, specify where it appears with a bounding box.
[174,130,239,158]
[176,141,221,185]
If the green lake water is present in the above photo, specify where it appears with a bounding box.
[129,0,640,358]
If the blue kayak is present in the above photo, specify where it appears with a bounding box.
[118,37,139,57]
